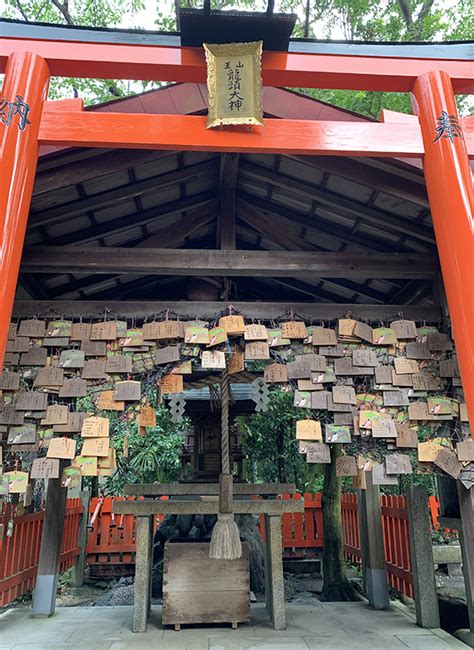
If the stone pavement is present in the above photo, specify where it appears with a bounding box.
[0,601,468,650]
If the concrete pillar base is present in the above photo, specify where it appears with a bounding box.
[32,574,58,617]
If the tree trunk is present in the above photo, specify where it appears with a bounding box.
[320,445,360,601]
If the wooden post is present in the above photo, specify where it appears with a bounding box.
[0,52,50,366]
[133,515,153,633]
[263,513,286,630]
[32,474,68,616]
[359,472,390,609]
[457,482,474,633]
[70,490,90,588]
[406,486,440,628]
[412,71,474,434]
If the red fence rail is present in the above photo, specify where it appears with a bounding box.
[0,498,83,607]
[341,493,414,597]
[84,492,450,600]
[86,496,167,568]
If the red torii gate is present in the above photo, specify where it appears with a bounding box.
[0,25,473,433]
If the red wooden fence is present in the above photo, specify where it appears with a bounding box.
[277,493,324,554]
[86,496,167,568]
[0,498,83,607]
[84,492,451,599]
[341,492,361,564]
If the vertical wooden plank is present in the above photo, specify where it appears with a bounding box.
[292,493,304,549]
[32,472,68,616]
[359,473,390,609]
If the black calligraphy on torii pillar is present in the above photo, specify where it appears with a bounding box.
[433,110,463,144]
[0,95,31,131]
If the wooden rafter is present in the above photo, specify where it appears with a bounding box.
[288,155,429,208]
[30,159,218,229]
[38,192,217,247]
[33,149,176,196]
[239,161,436,244]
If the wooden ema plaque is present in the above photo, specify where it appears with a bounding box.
[139,405,156,428]
[30,458,60,479]
[244,342,269,360]
[59,378,88,399]
[82,359,107,380]
[281,321,307,339]
[143,320,182,341]
[296,420,322,441]
[70,322,92,341]
[105,354,133,374]
[219,315,245,335]
[54,412,86,433]
[15,391,48,411]
[0,371,20,391]
[312,327,337,346]
[17,319,46,338]
[159,374,183,395]
[155,346,181,366]
[336,456,357,477]
[82,437,110,457]
[264,364,288,384]
[33,367,65,389]
[47,437,76,460]
[97,390,125,411]
[243,324,268,341]
[81,416,110,438]
[20,347,48,366]
[114,381,141,401]
[90,321,117,341]
[227,352,244,375]
[58,350,85,369]
[41,405,69,426]
[201,350,226,369]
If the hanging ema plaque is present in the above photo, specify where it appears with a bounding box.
[204,41,264,129]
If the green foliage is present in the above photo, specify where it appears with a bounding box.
[74,393,188,495]
[242,388,325,491]
[2,0,147,103]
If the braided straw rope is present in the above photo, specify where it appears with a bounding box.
[220,368,230,475]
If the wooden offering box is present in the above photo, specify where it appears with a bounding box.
[162,541,250,630]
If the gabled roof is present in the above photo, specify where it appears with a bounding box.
[21,83,434,307]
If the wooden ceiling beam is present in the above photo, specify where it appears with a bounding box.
[44,209,217,298]
[287,155,429,208]
[33,149,176,196]
[235,220,398,302]
[12,300,441,322]
[21,246,438,280]
[239,161,435,244]
[238,194,412,253]
[38,192,217,247]
[30,159,218,229]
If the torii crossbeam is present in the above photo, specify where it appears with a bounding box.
[0,21,473,433]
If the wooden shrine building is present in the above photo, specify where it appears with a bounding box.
[1,12,473,638]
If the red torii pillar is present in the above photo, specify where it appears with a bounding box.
[413,71,474,429]
[0,52,50,361]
